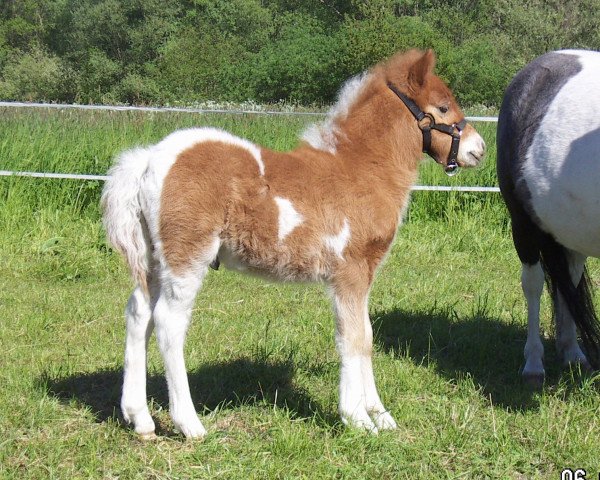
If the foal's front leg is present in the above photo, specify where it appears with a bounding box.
[359,301,397,430]
[331,282,396,433]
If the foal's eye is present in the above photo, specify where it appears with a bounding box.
[438,105,449,114]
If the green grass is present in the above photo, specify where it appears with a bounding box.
[1,107,599,479]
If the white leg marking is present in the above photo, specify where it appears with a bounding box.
[361,303,396,430]
[324,218,351,259]
[339,354,375,431]
[332,291,388,432]
[522,262,546,384]
[153,269,207,439]
[121,286,156,436]
[274,197,303,241]
[556,252,590,368]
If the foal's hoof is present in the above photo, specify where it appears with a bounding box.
[173,416,207,439]
[138,431,157,441]
[522,372,545,389]
[341,409,378,434]
[370,411,398,431]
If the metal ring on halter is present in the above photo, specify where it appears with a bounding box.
[417,113,435,130]
[444,161,460,176]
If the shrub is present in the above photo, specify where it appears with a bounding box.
[75,49,122,104]
[0,45,70,101]
[116,72,160,105]
[248,13,341,104]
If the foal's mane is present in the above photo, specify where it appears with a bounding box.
[301,49,434,154]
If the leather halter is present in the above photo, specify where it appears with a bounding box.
[387,82,467,176]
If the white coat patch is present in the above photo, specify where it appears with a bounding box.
[302,73,371,153]
[324,218,351,258]
[274,197,303,241]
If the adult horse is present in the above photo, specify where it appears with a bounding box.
[102,49,486,439]
[497,49,600,386]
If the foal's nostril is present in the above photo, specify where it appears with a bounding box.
[479,138,487,153]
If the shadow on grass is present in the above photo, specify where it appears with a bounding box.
[40,356,337,432]
[372,306,563,411]
[40,309,591,430]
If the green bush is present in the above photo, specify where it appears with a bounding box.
[116,72,160,105]
[337,15,450,78]
[248,13,341,103]
[442,36,519,106]
[1,0,600,107]
[155,26,251,102]
[0,45,70,101]
[75,49,122,104]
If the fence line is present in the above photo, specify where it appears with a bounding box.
[0,101,499,122]
[0,170,501,192]
[1,101,501,192]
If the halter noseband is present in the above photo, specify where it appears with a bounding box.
[387,82,467,176]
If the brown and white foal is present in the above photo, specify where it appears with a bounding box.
[102,49,485,438]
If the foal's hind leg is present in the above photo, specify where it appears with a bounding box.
[555,251,591,370]
[153,266,208,438]
[121,279,159,437]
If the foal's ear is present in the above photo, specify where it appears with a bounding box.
[408,49,436,89]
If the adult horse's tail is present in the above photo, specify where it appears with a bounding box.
[101,147,152,295]
[539,233,600,370]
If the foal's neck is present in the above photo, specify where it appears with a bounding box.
[335,91,423,195]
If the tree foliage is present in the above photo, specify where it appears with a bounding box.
[0,0,598,106]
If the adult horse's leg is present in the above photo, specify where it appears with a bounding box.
[554,251,591,369]
[521,261,546,386]
[153,265,209,438]
[121,275,159,437]
[508,207,547,386]
[330,269,396,432]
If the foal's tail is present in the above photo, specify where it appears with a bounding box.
[101,147,152,295]
[539,234,600,369]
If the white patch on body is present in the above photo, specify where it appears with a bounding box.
[522,50,600,257]
[274,196,304,241]
[324,218,351,258]
[302,73,371,153]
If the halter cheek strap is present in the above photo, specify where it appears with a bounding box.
[387,82,467,176]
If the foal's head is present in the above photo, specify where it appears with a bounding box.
[383,49,486,172]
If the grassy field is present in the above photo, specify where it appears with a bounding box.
[1,107,599,479]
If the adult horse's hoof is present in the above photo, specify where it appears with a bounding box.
[522,372,545,389]
[565,359,594,375]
